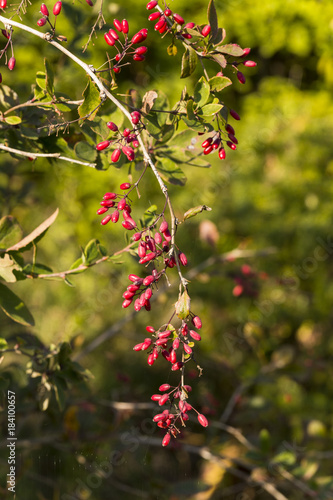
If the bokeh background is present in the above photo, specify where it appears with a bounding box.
[1,0,333,499]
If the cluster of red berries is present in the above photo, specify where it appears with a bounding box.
[199,118,240,160]
[95,112,142,163]
[120,220,188,312]
[146,0,211,39]
[104,19,148,73]
[133,314,208,445]
[36,2,62,28]
[96,183,137,229]
[0,28,15,77]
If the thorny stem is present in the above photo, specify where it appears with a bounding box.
[2,99,83,116]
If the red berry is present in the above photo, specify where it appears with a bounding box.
[204,145,213,155]
[159,384,171,391]
[218,147,226,160]
[192,316,202,329]
[1,29,10,39]
[135,46,148,55]
[133,54,145,62]
[96,140,110,151]
[111,210,120,223]
[128,274,142,283]
[122,219,136,230]
[8,57,16,71]
[171,361,184,371]
[107,121,118,132]
[37,18,47,26]
[97,207,108,215]
[244,60,257,67]
[243,47,251,56]
[159,220,168,233]
[147,353,155,365]
[109,28,119,40]
[132,232,142,242]
[228,133,238,145]
[184,22,195,29]
[179,252,188,266]
[40,3,49,15]
[117,198,126,210]
[143,275,154,286]
[159,394,169,406]
[164,8,172,16]
[230,109,241,120]
[122,145,135,161]
[148,11,160,21]
[162,433,171,447]
[146,0,157,9]
[123,128,131,137]
[151,394,161,401]
[122,19,129,34]
[0,0,7,7]
[139,252,156,264]
[173,13,184,25]
[201,24,211,37]
[0,73,2,83]
[225,124,235,135]
[189,330,201,341]
[122,298,133,308]
[101,215,112,225]
[184,344,192,354]
[140,28,148,39]
[53,1,62,16]
[113,66,121,74]
[155,17,166,31]
[103,192,117,200]
[113,19,123,32]
[201,138,212,148]
[198,414,209,427]
[104,32,116,46]
[133,342,144,351]
[86,0,93,6]
[131,32,144,44]
[237,71,246,84]
[120,182,131,190]
[227,141,236,150]
[131,111,141,125]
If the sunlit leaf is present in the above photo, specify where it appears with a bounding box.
[78,78,101,121]
[0,282,34,326]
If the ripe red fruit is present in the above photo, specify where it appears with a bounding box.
[133,54,145,62]
[97,207,108,215]
[225,124,235,135]
[228,133,238,145]
[237,71,246,84]
[192,316,202,329]
[218,147,226,160]
[227,141,237,150]
[204,145,213,155]
[122,145,135,161]
[107,121,118,132]
[0,73,2,83]
[113,19,122,32]
[178,252,188,266]
[109,28,119,40]
[129,274,142,283]
[135,46,148,55]
[96,140,110,151]
[8,57,16,71]
[143,275,154,286]
[122,219,136,230]
[162,433,171,447]
[131,32,144,44]
[86,0,93,6]
[103,192,117,200]
[243,47,251,56]
[201,24,211,37]
[117,198,126,210]
[154,17,166,31]
[184,344,192,354]
[147,353,155,365]
[40,3,49,15]
[244,60,257,67]
[171,361,184,371]
[148,11,160,21]
[140,28,148,39]
[159,394,169,406]
[189,330,201,341]
[111,210,120,223]
[0,0,7,8]
[101,215,112,225]
[146,0,157,9]
[1,29,10,39]
[173,13,184,25]
[120,182,131,190]
[159,384,171,391]
[53,1,62,16]
[197,414,209,427]
[113,66,121,74]
[104,32,116,46]
[131,111,141,125]
[37,18,47,26]
[122,298,133,308]
[164,8,172,16]
[230,109,241,120]
[159,220,168,233]
[122,19,129,34]
[184,22,195,29]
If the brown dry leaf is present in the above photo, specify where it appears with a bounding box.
[199,219,219,247]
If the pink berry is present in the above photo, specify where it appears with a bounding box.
[113,19,122,32]
[53,1,62,16]
[184,22,195,29]
[122,19,129,34]
[162,433,171,447]
[37,18,47,26]
[179,252,188,266]
[133,54,145,62]
[101,215,112,225]
[135,46,148,55]
[201,24,211,37]
[189,330,201,341]
[151,394,161,401]
[8,57,16,71]
[122,219,136,230]
[120,182,131,190]
[131,32,144,44]
[40,3,49,15]
[244,60,257,67]
[197,414,209,427]
[171,361,184,371]
[122,145,135,161]
[97,207,108,215]
[117,198,126,210]
[159,394,169,406]
[109,28,119,40]
[159,221,168,233]
[192,316,202,329]
[148,11,160,21]
[243,47,251,56]
[159,384,171,391]
[140,28,148,39]
[103,192,117,200]
[96,140,110,151]
[154,17,166,31]
[122,298,133,308]
[111,210,120,223]
[128,274,142,283]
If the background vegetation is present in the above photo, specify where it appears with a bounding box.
[1,0,333,499]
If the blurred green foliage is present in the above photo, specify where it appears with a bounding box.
[1,0,333,499]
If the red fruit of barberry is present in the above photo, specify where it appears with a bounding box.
[0,0,7,7]
[131,32,144,44]
[107,121,118,132]
[197,414,209,427]
[154,17,166,31]
[230,109,241,120]
[218,147,226,160]
[53,1,62,16]
[227,141,237,150]
[120,182,131,190]
[237,71,246,84]
[131,111,141,125]
[164,8,172,16]
[192,316,202,329]
[122,19,129,34]
[109,28,119,40]
[96,140,110,151]
[173,13,184,25]
[104,32,116,46]
[225,124,235,135]
[40,3,49,15]
[162,433,171,447]
[244,60,257,67]
[122,145,135,161]
[113,19,122,32]
[37,18,47,26]
[201,24,211,37]
[8,57,16,71]
[148,11,161,21]
[146,0,158,9]
[135,46,148,55]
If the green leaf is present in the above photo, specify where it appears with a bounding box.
[175,291,191,319]
[156,157,187,186]
[169,129,196,148]
[53,375,67,411]
[144,114,162,138]
[212,28,226,45]
[198,103,223,116]
[182,153,211,168]
[216,44,245,57]
[0,338,8,350]
[0,85,19,110]
[0,282,34,326]
[160,147,189,163]
[91,116,109,140]
[36,71,47,91]
[207,0,219,41]
[0,254,22,282]
[181,115,207,132]
[271,450,296,467]
[74,141,97,162]
[44,58,54,96]
[0,216,23,250]
[181,47,198,78]
[184,205,212,221]
[5,116,22,125]
[194,77,211,108]
[22,263,53,275]
[209,76,232,92]
[78,78,101,121]
[84,239,101,265]
[6,209,59,253]
[209,53,227,69]
[186,99,196,121]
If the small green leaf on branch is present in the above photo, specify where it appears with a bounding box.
[78,78,101,121]
[181,47,198,79]
[0,282,35,326]
[175,290,191,319]
[183,205,212,221]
